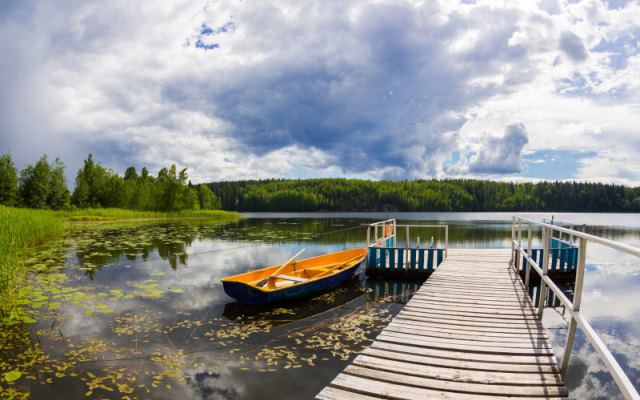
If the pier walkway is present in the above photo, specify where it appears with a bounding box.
[316,249,569,400]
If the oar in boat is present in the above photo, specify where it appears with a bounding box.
[308,254,363,282]
[255,248,305,288]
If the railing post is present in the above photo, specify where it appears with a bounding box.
[525,222,532,288]
[511,216,516,265]
[518,218,522,270]
[445,226,448,258]
[560,237,587,376]
[569,224,574,245]
[394,220,397,247]
[538,226,550,318]
[405,226,410,269]
[366,226,371,266]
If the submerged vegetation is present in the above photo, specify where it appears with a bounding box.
[207,178,640,212]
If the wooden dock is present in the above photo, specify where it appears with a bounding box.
[316,249,570,400]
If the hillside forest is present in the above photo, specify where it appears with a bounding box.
[206,178,640,212]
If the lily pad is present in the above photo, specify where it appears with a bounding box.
[4,371,21,382]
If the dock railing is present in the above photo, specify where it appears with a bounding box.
[365,220,448,272]
[511,216,640,400]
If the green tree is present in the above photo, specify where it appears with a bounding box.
[19,155,52,209]
[197,184,220,210]
[141,167,149,179]
[0,152,19,206]
[124,166,138,180]
[48,157,70,210]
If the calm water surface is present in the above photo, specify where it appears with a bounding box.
[4,212,640,399]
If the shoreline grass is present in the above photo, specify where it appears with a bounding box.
[55,208,241,221]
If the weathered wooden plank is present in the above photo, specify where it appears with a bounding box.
[343,365,569,396]
[370,341,558,366]
[381,330,553,350]
[316,387,380,400]
[399,310,543,327]
[420,291,531,304]
[353,354,564,385]
[389,321,549,339]
[386,324,549,343]
[330,374,568,400]
[398,311,542,327]
[411,294,535,308]
[418,283,530,294]
[409,298,537,312]
[394,317,548,335]
[404,304,539,319]
[363,347,560,374]
[377,332,556,356]
[402,307,540,322]
[409,298,537,313]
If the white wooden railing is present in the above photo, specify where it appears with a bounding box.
[511,216,640,400]
[365,219,448,255]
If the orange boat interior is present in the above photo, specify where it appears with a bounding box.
[221,248,366,291]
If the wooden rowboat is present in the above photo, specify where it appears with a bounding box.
[221,248,366,305]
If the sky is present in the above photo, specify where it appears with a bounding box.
[1,0,640,186]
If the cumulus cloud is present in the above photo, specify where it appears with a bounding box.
[444,122,529,176]
[1,0,640,184]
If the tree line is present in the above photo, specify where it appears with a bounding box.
[3,151,639,213]
[205,178,640,212]
[0,153,220,212]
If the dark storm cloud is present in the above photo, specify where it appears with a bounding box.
[158,1,530,178]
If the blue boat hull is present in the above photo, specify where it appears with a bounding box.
[222,260,363,305]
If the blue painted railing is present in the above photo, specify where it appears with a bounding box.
[367,247,444,272]
[521,238,578,273]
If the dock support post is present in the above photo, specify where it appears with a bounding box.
[560,237,587,376]
[538,226,550,318]
[525,222,532,288]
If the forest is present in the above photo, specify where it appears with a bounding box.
[206,178,640,212]
[4,150,640,213]
[0,153,220,212]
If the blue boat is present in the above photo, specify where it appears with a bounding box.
[221,248,366,305]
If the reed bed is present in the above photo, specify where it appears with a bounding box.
[55,208,240,221]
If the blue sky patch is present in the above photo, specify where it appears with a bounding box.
[520,150,596,180]
[196,40,219,50]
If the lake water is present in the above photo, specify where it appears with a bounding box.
[4,212,640,399]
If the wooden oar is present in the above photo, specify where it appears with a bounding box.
[309,255,363,281]
[255,248,305,288]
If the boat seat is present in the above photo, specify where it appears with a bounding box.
[274,275,308,283]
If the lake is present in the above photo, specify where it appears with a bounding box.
[4,212,640,399]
